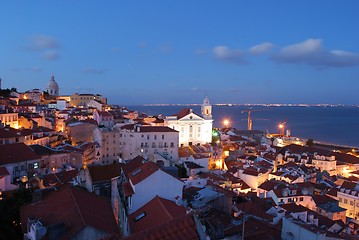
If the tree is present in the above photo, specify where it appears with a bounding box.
[270,137,275,146]
[0,188,32,239]
[306,138,314,146]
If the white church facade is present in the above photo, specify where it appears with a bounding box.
[166,97,213,147]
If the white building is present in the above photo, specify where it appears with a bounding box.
[123,161,184,214]
[165,96,213,147]
[118,125,179,162]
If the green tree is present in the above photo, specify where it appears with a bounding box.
[306,138,314,146]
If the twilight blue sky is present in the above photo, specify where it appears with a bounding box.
[1,1,359,105]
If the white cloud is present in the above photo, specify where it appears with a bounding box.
[249,42,274,55]
[42,50,60,60]
[212,46,246,64]
[271,39,359,68]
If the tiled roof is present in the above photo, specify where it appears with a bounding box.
[258,180,281,191]
[198,172,225,183]
[128,196,186,234]
[129,162,159,185]
[139,126,178,133]
[20,186,120,237]
[317,202,346,213]
[122,156,145,179]
[125,213,198,240]
[43,170,78,187]
[0,166,10,176]
[122,182,134,197]
[29,144,67,156]
[333,152,359,165]
[185,161,204,169]
[97,111,113,117]
[175,108,191,119]
[88,164,123,183]
[0,127,22,138]
[0,143,40,165]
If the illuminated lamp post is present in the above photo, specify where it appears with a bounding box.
[278,123,285,136]
[223,119,230,128]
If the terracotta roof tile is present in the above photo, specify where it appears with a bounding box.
[43,170,78,187]
[125,212,198,240]
[128,196,186,234]
[122,156,145,179]
[0,143,40,165]
[175,108,191,119]
[88,164,123,183]
[122,182,134,197]
[20,186,119,237]
[129,162,159,185]
[97,111,113,117]
[0,166,10,176]
[139,126,178,133]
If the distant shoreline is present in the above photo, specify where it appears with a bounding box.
[139,103,359,107]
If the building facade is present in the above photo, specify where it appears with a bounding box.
[165,97,213,147]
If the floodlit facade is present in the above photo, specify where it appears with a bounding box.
[166,97,213,147]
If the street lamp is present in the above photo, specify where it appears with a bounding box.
[278,123,285,136]
[223,119,230,128]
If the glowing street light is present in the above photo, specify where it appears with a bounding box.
[223,119,230,128]
[278,122,285,136]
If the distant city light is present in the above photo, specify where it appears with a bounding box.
[223,119,229,127]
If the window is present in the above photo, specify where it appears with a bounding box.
[147,135,149,140]
[170,142,174,148]
[162,135,164,139]
[299,197,303,201]
[154,135,157,140]
[350,201,354,206]
[339,198,342,202]
[344,199,348,204]
[134,212,146,222]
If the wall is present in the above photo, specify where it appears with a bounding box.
[129,170,184,214]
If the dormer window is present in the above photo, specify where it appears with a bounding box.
[134,212,146,222]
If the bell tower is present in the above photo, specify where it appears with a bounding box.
[201,96,212,119]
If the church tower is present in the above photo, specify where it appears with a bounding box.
[46,75,59,97]
[201,96,212,119]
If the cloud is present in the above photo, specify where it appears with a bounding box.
[42,50,60,60]
[81,67,106,74]
[249,42,274,55]
[212,46,246,64]
[271,39,359,68]
[27,34,60,51]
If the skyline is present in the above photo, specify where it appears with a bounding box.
[1,1,359,105]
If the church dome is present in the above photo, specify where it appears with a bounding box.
[46,75,59,96]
